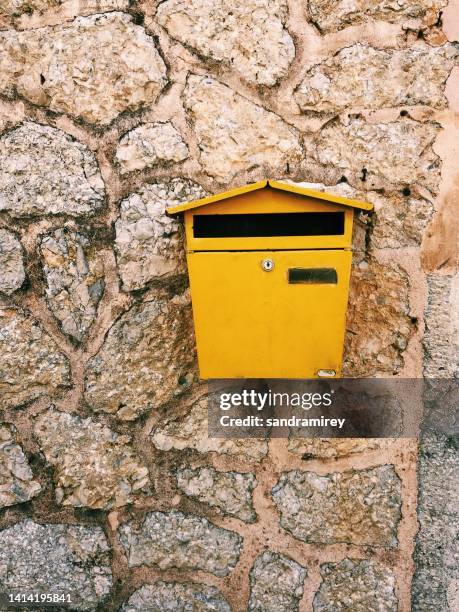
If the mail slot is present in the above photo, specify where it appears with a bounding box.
[167,180,373,379]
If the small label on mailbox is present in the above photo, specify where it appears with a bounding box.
[288,268,338,284]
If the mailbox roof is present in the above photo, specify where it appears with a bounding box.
[166,179,373,215]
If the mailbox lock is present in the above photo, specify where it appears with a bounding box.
[261,258,275,272]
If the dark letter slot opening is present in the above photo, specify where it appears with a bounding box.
[288,268,338,284]
[193,212,345,238]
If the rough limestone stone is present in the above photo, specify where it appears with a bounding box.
[119,511,243,577]
[412,432,459,610]
[121,581,231,612]
[34,407,150,509]
[1,0,128,20]
[271,466,401,546]
[176,466,257,523]
[84,291,195,421]
[0,303,71,409]
[0,123,104,217]
[151,396,268,462]
[307,0,448,33]
[343,259,413,377]
[116,122,189,174]
[305,117,440,194]
[370,191,434,249]
[314,558,397,611]
[295,43,458,113]
[0,13,167,125]
[40,228,105,341]
[157,0,295,86]
[115,179,206,291]
[0,423,41,508]
[287,438,381,459]
[0,519,112,611]
[184,75,303,182]
[424,274,459,378]
[0,229,25,295]
[249,551,306,612]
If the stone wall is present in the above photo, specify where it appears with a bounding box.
[0,1,458,610]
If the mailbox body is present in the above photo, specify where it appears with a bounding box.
[168,181,372,379]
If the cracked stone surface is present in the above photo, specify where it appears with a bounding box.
[424,274,459,378]
[295,43,458,113]
[1,0,129,20]
[84,291,195,421]
[343,259,413,377]
[120,581,231,612]
[0,423,41,509]
[115,179,206,291]
[176,466,257,523]
[0,519,112,611]
[151,396,268,461]
[304,117,441,194]
[370,191,434,248]
[0,229,25,295]
[119,511,243,577]
[34,407,150,509]
[314,558,397,611]
[0,13,167,125]
[0,122,104,217]
[307,0,448,33]
[287,438,382,459]
[0,302,71,409]
[249,551,307,612]
[116,122,189,174]
[40,228,105,341]
[412,432,459,610]
[157,0,295,86]
[271,466,401,546]
[184,75,303,182]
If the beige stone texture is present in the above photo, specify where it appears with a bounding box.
[119,511,243,576]
[0,122,104,217]
[151,395,268,461]
[272,466,402,546]
[314,558,397,611]
[295,43,459,113]
[307,0,448,33]
[40,228,105,341]
[0,13,167,125]
[0,229,25,295]
[183,75,303,182]
[1,0,128,20]
[176,466,257,523]
[157,0,295,86]
[0,0,455,608]
[34,407,150,509]
[116,122,189,174]
[305,117,441,194]
[288,438,382,459]
[0,520,112,611]
[121,582,231,611]
[343,258,414,376]
[84,291,195,420]
[0,302,71,408]
[249,551,306,611]
[115,179,206,291]
[0,423,41,508]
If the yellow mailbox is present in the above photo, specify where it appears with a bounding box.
[167,180,372,379]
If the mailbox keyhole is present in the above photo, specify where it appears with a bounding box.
[261,258,274,272]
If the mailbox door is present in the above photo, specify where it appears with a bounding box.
[187,249,352,379]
